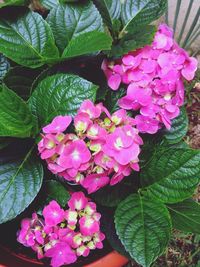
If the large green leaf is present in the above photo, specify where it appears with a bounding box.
[92,0,121,30]
[0,84,37,138]
[110,25,156,57]
[0,0,27,8]
[115,193,171,267]
[3,67,42,100]
[45,180,70,208]
[168,199,200,234]
[91,175,138,207]
[105,88,126,113]
[0,150,43,224]
[163,107,188,144]
[29,73,98,128]
[121,0,167,32]
[62,31,112,59]
[47,1,104,53]
[0,10,59,68]
[141,148,200,203]
[40,0,59,9]
[0,54,10,80]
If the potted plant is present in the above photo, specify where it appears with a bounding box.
[0,0,199,267]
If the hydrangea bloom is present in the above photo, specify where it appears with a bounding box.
[102,24,198,134]
[17,192,105,267]
[38,100,143,193]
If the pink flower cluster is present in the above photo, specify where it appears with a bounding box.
[38,100,143,193]
[102,24,198,134]
[17,192,105,267]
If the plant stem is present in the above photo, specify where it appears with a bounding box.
[182,7,200,48]
[173,0,182,35]
[177,0,194,43]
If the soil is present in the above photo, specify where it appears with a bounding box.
[187,81,200,150]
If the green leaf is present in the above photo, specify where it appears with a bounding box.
[163,107,188,144]
[62,31,112,59]
[0,0,27,8]
[45,180,70,208]
[47,1,104,53]
[0,150,43,224]
[61,0,80,2]
[121,0,167,32]
[168,199,200,234]
[0,54,10,80]
[0,84,37,138]
[92,0,121,30]
[40,0,59,9]
[105,88,126,113]
[0,10,59,68]
[110,25,156,57]
[115,193,171,267]
[29,73,98,128]
[3,67,42,100]
[141,148,200,203]
[91,176,138,207]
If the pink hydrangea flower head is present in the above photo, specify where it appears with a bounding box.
[153,31,173,50]
[84,202,97,216]
[101,59,122,90]
[134,115,160,134]
[43,115,72,134]
[140,104,160,118]
[38,100,143,192]
[35,228,45,245]
[110,164,133,186]
[122,54,141,69]
[93,232,105,249]
[76,245,90,257]
[108,73,122,90]
[86,124,107,140]
[158,54,181,74]
[65,210,78,228]
[139,59,157,73]
[17,214,42,247]
[102,23,197,135]
[74,112,91,133]
[103,126,140,165]
[72,233,83,248]
[58,140,91,169]
[18,192,106,267]
[32,245,44,260]
[78,100,101,119]
[38,134,57,160]
[81,173,110,194]
[111,109,127,125]
[181,56,198,80]
[68,192,88,211]
[79,216,100,236]
[45,242,77,267]
[94,151,112,170]
[43,201,65,227]
[118,84,152,110]
[17,226,35,247]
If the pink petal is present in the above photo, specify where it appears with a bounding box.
[108,74,121,90]
[181,57,198,81]
[43,115,72,134]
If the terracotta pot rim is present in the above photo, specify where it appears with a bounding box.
[0,244,128,267]
[0,244,43,265]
